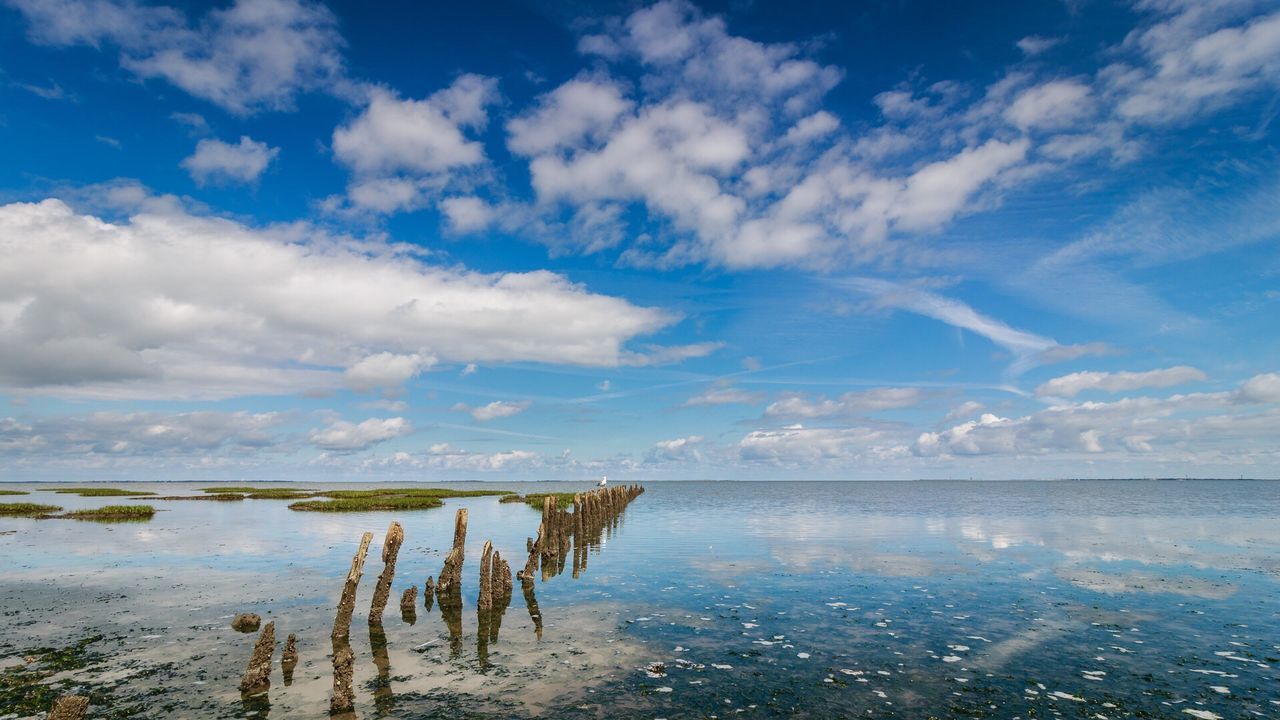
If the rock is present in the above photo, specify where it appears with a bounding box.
[231,613,261,632]
[48,695,89,720]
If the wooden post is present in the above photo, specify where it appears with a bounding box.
[238,621,275,694]
[332,532,373,640]
[368,521,404,622]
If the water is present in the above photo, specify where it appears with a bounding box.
[2,480,1278,718]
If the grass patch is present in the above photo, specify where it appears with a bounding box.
[62,505,156,521]
[0,502,61,517]
[0,489,28,496]
[153,494,245,501]
[50,488,155,497]
[500,492,577,509]
[289,495,447,512]
[243,489,315,499]
[318,487,514,500]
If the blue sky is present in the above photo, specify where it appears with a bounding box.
[1,0,1278,481]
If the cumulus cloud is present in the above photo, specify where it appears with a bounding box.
[1035,366,1207,398]
[421,443,541,471]
[0,196,687,398]
[1004,80,1093,130]
[331,76,498,212]
[765,388,927,419]
[453,400,531,422]
[9,0,348,114]
[0,410,284,458]
[181,136,279,185]
[646,434,704,463]
[308,416,411,452]
[1110,5,1280,124]
[739,424,908,465]
[915,374,1280,458]
[343,353,436,394]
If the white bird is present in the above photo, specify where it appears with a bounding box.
[598,475,608,487]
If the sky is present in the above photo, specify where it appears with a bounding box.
[1,0,1278,482]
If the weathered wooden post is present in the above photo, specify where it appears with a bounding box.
[281,633,298,685]
[238,621,275,694]
[333,532,373,640]
[368,521,404,622]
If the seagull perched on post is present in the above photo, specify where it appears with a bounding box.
[598,475,608,487]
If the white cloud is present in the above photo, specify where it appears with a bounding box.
[454,400,531,422]
[1004,80,1093,130]
[915,374,1280,458]
[181,136,279,185]
[0,410,284,457]
[1235,373,1280,404]
[764,388,927,419]
[646,434,704,463]
[413,443,542,472]
[309,416,411,452]
[333,79,495,176]
[942,400,985,423]
[10,0,348,114]
[1036,366,1207,398]
[684,385,764,406]
[343,352,435,394]
[1016,35,1063,56]
[507,78,633,155]
[440,196,495,233]
[330,76,498,212]
[843,278,1056,372]
[739,424,908,465]
[1111,6,1280,124]
[0,195,685,399]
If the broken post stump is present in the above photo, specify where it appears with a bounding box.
[281,633,298,685]
[238,621,276,694]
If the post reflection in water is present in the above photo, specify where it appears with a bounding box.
[368,621,394,715]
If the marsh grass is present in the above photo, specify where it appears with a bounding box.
[199,486,267,494]
[153,494,245,501]
[289,495,446,512]
[50,488,155,497]
[62,505,156,521]
[318,488,514,499]
[242,489,315,499]
[500,492,577,509]
[0,489,28,495]
[0,502,61,517]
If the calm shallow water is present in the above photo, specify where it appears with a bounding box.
[1,480,1278,719]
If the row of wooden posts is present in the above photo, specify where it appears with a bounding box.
[231,484,645,715]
